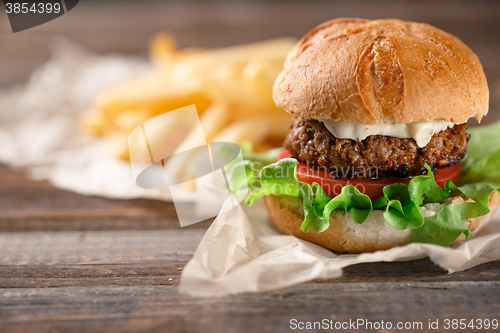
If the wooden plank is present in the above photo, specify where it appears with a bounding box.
[0,207,498,331]
[0,216,212,232]
[0,263,186,288]
[0,281,499,333]
[0,166,213,231]
[0,259,499,289]
[339,258,500,283]
[0,230,205,265]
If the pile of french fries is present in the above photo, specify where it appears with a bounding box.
[81,32,297,160]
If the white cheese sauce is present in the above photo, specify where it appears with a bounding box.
[319,118,457,148]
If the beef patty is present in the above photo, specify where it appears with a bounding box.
[283,117,469,178]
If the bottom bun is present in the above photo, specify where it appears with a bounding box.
[265,191,500,253]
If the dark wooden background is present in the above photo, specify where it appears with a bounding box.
[1,1,500,332]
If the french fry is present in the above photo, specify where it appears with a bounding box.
[264,113,293,139]
[108,131,132,161]
[212,118,272,145]
[118,106,200,161]
[242,57,284,102]
[143,108,196,162]
[149,32,178,64]
[95,72,211,118]
[169,37,297,78]
[200,76,270,109]
[149,33,208,75]
[174,102,232,155]
[82,31,298,163]
[167,102,232,184]
[114,109,153,133]
[80,108,109,136]
[168,38,296,106]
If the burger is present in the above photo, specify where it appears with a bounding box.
[244,18,500,253]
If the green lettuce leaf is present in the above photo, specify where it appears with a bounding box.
[459,151,500,184]
[459,121,500,184]
[244,159,375,232]
[235,121,500,248]
[382,183,424,230]
[245,158,328,233]
[322,185,373,224]
[408,164,450,206]
[411,127,500,245]
[239,142,283,166]
[410,201,488,246]
[234,142,284,193]
[311,183,331,217]
[462,121,500,168]
[299,183,329,233]
[245,158,301,204]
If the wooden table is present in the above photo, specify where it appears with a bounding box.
[1,1,500,332]
[1,165,499,332]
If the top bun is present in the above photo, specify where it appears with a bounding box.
[273,18,488,125]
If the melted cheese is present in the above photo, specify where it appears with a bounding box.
[319,118,456,148]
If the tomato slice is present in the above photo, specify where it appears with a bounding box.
[277,149,461,200]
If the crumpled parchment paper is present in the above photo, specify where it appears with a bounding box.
[0,37,172,201]
[179,197,500,296]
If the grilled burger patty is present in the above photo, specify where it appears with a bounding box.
[283,117,469,178]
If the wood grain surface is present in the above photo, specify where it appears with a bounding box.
[1,164,500,332]
[2,1,500,332]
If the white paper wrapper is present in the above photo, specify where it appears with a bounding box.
[0,37,173,201]
[180,197,500,296]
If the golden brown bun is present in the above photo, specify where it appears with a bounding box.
[265,191,500,253]
[273,18,488,125]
